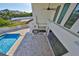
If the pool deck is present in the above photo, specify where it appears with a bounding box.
[0,28,54,56]
[6,28,30,56]
[13,32,54,56]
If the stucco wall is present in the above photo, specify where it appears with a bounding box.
[71,18,79,34]
[48,23,79,56]
[32,3,79,55]
[32,3,61,29]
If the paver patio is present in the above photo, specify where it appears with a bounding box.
[14,32,54,56]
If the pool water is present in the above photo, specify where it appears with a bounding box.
[0,34,20,54]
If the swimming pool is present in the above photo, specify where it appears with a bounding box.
[0,34,20,54]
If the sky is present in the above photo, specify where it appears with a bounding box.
[0,3,32,13]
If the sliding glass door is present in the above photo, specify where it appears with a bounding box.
[64,4,79,29]
[57,3,70,24]
[53,5,61,22]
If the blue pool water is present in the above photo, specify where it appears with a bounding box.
[0,34,20,54]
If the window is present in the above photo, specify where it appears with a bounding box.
[64,4,79,29]
[53,5,61,22]
[57,3,70,24]
[48,30,68,56]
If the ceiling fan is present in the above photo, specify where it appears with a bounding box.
[44,3,57,10]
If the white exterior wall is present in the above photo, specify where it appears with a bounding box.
[32,3,79,55]
[49,10,56,22]
[71,18,79,34]
[48,3,79,55]
[31,4,38,28]
[36,10,49,24]
[32,3,61,30]
[32,3,50,30]
[48,23,79,56]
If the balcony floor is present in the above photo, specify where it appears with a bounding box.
[14,32,54,56]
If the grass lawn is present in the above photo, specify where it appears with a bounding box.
[0,18,27,28]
